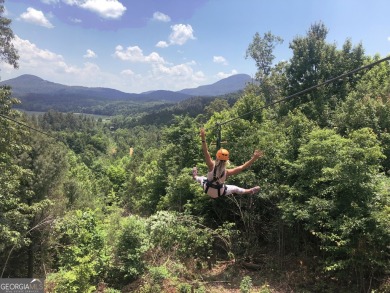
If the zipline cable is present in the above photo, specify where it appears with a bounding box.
[214,55,390,150]
[218,55,390,127]
[0,113,61,142]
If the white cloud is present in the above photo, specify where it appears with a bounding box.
[16,36,56,62]
[9,35,111,87]
[156,24,195,48]
[152,60,204,80]
[154,63,193,76]
[148,62,205,91]
[84,49,97,58]
[186,60,197,66]
[13,35,73,71]
[156,41,168,48]
[169,24,195,46]
[69,17,82,23]
[41,0,60,4]
[213,56,228,65]
[153,11,171,22]
[19,7,54,28]
[5,35,207,93]
[121,69,134,76]
[113,44,205,90]
[114,45,165,63]
[216,69,238,79]
[388,36,390,41]
[116,65,205,93]
[63,0,126,19]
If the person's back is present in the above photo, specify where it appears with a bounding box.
[204,166,227,198]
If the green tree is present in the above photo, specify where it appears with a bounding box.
[20,135,68,277]
[283,109,317,162]
[0,3,21,262]
[204,98,230,119]
[232,91,265,124]
[1,127,69,277]
[246,31,284,105]
[280,127,388,291]
[125,148,165,214]
[0,0,19,69]
[157,169,196,212]
[280,22,365,125]
[108,215,149,287]
[122,116,200,214]
[162,115,199,169]
[0,88,25,247]
[332,56,390,134]
[146,211,213,260]
[331,58,390,172]
[63,151,108,209]
[246,31,283,80]
[47,210,107,293]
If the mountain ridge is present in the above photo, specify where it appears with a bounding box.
[0,73,253,113]
[1,73,252,100]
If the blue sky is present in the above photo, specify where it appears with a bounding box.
[1,0,389,93]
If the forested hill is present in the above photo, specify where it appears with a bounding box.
[2,22,390,293]
[0,73,252,113]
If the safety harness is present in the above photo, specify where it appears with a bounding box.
[203,167,227,197]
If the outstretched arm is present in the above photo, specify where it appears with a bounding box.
[200,128,214,171]
[227,150,263,177]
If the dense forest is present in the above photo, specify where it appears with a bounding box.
[1,2,390,292]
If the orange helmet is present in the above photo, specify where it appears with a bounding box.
[216,148,229,161]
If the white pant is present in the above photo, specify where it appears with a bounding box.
[194,176,246,196]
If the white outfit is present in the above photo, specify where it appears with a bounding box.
[194,169,246,198]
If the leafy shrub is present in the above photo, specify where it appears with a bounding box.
[110,215,149,284]
[146,211,213,260]
[47,209,106,292]
[240,275,253,293]
[178,283,192,293]
[46,261,96,293]
[148,265,171,284]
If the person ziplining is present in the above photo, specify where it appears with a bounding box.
[192,128,263,198]
[189,57,390,199]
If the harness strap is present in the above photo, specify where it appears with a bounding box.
[203,180,227,197]
[203,167,227,197]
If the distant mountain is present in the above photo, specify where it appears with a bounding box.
[178,74,253,96]
[0,74,142,101]
[0,73,253,113]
